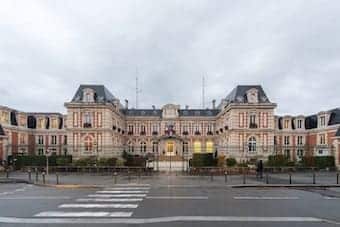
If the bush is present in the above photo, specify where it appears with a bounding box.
[226,158,237,167]
[302,156,335,169]
[14,155,72,169]
[191,153,217,167]
[73,157,96,166]
[97,157,117,166]
[266,155,292,167]
[56,156,72,166]
[124,154,146,167]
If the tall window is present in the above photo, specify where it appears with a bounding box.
[206,141,213,153]
[152,124,158,133]
[51,135,57,145]
[249,113,256,128]
[73,113,78,127]
[248,137,256,152]
[297,119,303,129]
[128,141,134,153]
[38,135,44,145]
[84,135,93,151]
[152,141,158,153]
[51,118,58,129]
[140,141,147,153]
[193,141,201,153]
[320,116,326,127]
[141,125,146,134]
[183,142,189,153]
[128,125,134,133]
[284,120,290,129]
[284,136,290,145]
[297,136,303,145]
[83,112,92,127]
[319,134,326,145]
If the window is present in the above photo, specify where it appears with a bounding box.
[140,141,147,153]
[206,141,213,153]
[37,118,44,129]
[51,135,57,145]
[319,134,326,145]
[239,113,244,128]
[297,136,303,145]
[19,134,25,144]
[284,149,290,159]
[284,120,290,129]
[297,119,303,129]
[38,148,44,156]
[152,142,158,153]
[51,118,58,129]
[128,141,134,153]
[38,135,44,145]
[141,125,146,134]
[194,141,201,153]
[320,116,326,127]
[183,142,189,153]
[83,112,92,128]
[97,113,102,127]
[249,113,257,128]
[84,135,93,151]
[73,113,78,127]
[297,149,304,158]
[318,150,323,155]
[152,124,158,133]
[284,136,290,145]
[128,125,134,134]
[63,136,67,145]
[248,137,256,152]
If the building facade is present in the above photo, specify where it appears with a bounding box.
[1,84,340,168]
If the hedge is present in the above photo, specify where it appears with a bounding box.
[266,155,295,167]
[15,155,72,168]
[302,156,335,169]
[226,158,237,167]
[191,153,217,167]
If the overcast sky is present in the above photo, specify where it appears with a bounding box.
[0,0,339,115]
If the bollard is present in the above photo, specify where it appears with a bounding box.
[6,169,9,178]
[225,171,228,183]
[337,173,339,185]
[114,172,118,184]
[28,170,32,182]
[35,171,39,182]
[289,173,292,184]
[266,173,269,184]
[42,172,46,184]
[313,172,316,184]
[56,174,59,185]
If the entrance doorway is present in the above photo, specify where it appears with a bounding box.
[166,141,175,156]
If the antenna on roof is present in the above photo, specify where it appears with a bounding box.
[202,75,205,109]
[135,67,142,109]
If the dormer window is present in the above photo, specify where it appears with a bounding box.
[246,89,259,103]
[284,119,290,129]
[320,116,326,127]
[297,119,303,129]
[82,88,95,102]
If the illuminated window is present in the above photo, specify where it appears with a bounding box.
[194,141,201,153]
[51,118,58,129]
[284,120,289,129]
[206,141,213,153]
[167,141,174,154]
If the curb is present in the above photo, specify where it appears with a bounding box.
[34,183,102,189]
[0,178,30,184]
[231,184,340,188]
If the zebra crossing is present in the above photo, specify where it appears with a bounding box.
[34,184,150,218]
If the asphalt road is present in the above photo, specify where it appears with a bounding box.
[0,175,340,227]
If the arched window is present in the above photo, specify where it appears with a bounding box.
[248,136,256,152]
[194,141,201,153]
[84,135,93,151]
[128,141,134,153]
[140,141,147,153]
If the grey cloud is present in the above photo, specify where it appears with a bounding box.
[0,0,339,115]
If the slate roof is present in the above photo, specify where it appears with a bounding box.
[123,109,162,117]
[71,85,118,103]
[223,85,270,104]
[305,115,318,129]
[336,127,340,137]
[179,109,220,117]
[328,108,340,125]
[0,124,5,136]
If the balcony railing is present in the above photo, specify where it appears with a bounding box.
[194,131,201,136]
[152,131,158,136]
[249,123,258,129]
[83,123,92,128]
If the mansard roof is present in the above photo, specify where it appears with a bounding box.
[0,124,5,136]
[223,85,270,104]
[71,85,118,103]
[328,108,340,125]
[336,127,340,137]
[122,108,220,117]
[178,109,220,117]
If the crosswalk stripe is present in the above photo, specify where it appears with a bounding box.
[77,198,143,202]
[233,196,299,200]
[34,211,133,217]
[88,194,146,198]
[96,191,148,194]
[59,204,138,209]
[105,187,150,190]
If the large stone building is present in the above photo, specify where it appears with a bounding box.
[1,84,340,169]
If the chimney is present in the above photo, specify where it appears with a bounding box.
[185,105,189,110]
[212,100,216,109]
[125,99,128,109]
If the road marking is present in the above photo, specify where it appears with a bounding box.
[0,196,71,200]
[1,216,338,224]
[77,198,143,202]
[233,196,299,200]
[59,204,138,209]
[105,187,150,190]
[97,191,149,194]
[146,196,208,200]
[88,194,146,198]
[34,211,133,217]
[114,184,150,186]
[324,196,340,200]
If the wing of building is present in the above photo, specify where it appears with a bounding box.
[1,84,340,168]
